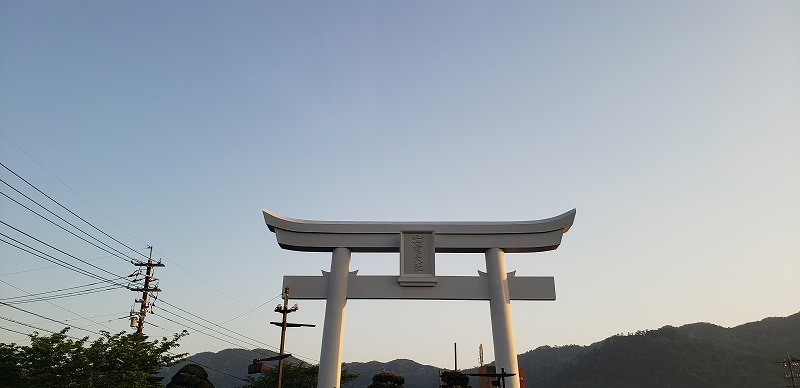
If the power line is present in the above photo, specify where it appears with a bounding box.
[0,160,147,261]
[0,285,122,305]
[0,234,136,330]
[0,278,127,332]
[0,221,129,282]
[0,251,145,276]
[152,311,269,354]
[154,248,261,313]
[1,137,296,363]
[222,294,282,324]
[155,304,275,353]
[0,184,138,263]
[153,297,319,364]
[0,301,100,335]
[3,144,277,344]
[0,162,144,262]
[0,278,130,302]
[0,315,57,334]
[0,325,31,336]
[159,298,279,351]
[0,234,128,287]
[0,130,149,251]
[35,312,128,323]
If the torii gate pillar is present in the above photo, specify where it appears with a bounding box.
[262,209,576,388]
[319,247,350,387]
[485,247,519,383]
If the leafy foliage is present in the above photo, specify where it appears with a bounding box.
[242,361,358,388]
[367,370,405,387]
[0,328,187,388]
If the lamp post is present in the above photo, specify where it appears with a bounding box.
[271,287,315,388]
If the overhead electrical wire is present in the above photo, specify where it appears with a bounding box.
[0,236,125,286]
[0,185,139,263]
[0,325,31,336]
[0,301,100,335]
[0,221,130,282]
[0,285,122,305]
[1,155,260,337]
[0,161,147,261]
[221,295,281,324]
[1,140,301,364]
[154,304,275,353]
[0,276,135,332]
[0,278,124,301]
[36,311,129,323]
[151,296,319,364]
[153,247,264,314]
[159,298,280,351]
[0,131,149,251]
[0,277,134,303]
[0,233,139,330]
[0,315,56,334]
[0,250,151,277]
[152,311,268,354]
[0,235,129,288]
[153,311,317,367]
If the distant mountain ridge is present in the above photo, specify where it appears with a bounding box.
[162,311,799,388]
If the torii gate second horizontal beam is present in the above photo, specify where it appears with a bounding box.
[283,271,556,300]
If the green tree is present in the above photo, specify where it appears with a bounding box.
[0,328,187,388]
[367,370,405,388]
[243,361,358,388]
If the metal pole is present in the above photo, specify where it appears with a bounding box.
[454,342,458,370]
[278,287,289,388]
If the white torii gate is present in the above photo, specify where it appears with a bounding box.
[262,209,576,388]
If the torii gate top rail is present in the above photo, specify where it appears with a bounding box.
[262,209,576,253]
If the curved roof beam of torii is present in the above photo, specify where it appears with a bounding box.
[262,209,576,254]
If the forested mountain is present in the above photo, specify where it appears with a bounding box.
[162,311,799,388]
[343,359,442,388]
[519,311,800,387]
[160,348,297,388]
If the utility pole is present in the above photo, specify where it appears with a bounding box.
[779,353,800,388]
[454,342,458,371]
[129,246,163,335]
[271,287,314,388]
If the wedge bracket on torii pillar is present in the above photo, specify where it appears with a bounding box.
[262,208,576,388]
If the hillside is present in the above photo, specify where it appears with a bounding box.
[519,311,800,387]
[162,311,799,388]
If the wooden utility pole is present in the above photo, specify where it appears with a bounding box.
[277,288,290,388]
[130,246,163,334]
[785,353,799,388]
[270,287,314,388]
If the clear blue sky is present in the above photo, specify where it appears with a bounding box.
[1,1,798,369]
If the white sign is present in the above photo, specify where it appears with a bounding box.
[399,231,436,286]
